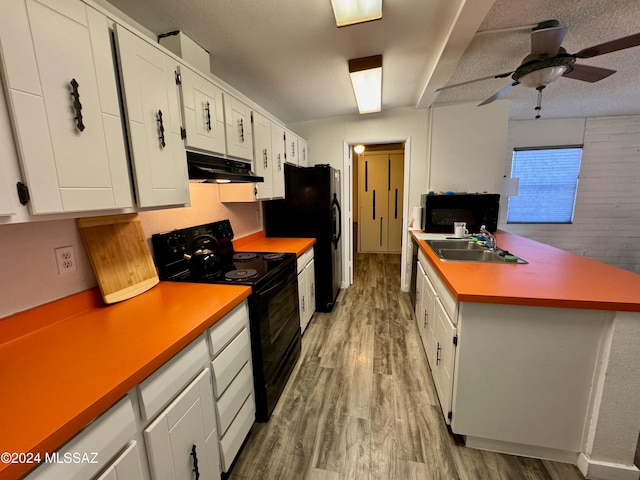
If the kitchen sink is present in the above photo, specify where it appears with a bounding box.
[426,239,486,251]
[425,239,527,264]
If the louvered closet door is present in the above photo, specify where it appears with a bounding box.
[358,153,404,253]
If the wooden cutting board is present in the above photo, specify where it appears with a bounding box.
[77,214,159,304]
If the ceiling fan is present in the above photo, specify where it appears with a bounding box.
[436,20,640,117]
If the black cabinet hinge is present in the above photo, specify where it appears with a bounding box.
[453,335,458,346]
[16,182,29,205]
[180,127,186,139]
[175,70,182,85]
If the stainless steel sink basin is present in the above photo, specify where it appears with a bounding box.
[426,239,485,251]
[425,239,527,264]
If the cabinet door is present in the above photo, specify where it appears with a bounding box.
[415,262,425,334]
[432,298,457,424]
[179,66,226,154]
[270,122,286,199]
[252,112,273,200]
[223,94,253,161]
[0,1,132,214]
[305,259,316,324]
[94,441,146,480]
[285,131,298,165]
[145,368,220,480]
[387,153,404,252]
[297,269,308,333]
[298,138,309,167]
[114,25,189,208]
[422,271,438,369]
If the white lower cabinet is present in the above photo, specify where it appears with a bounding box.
[94,441,146,480]
[144,368,220,480]
[415,250,457,424]
[208,302,256,472]
[24,397,143,480]
[297,247,316,334]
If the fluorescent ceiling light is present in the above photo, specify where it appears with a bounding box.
[331,0,382,27]
[348,55,382,114]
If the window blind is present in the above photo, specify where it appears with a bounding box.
[507,147,582,223]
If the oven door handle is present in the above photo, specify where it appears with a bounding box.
[259,268,296,297]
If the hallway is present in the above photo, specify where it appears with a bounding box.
[229,253,585,479]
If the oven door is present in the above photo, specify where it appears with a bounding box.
[251,261,301,420]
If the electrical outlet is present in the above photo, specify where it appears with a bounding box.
[55,246,77,274]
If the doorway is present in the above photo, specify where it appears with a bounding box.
[353,143,405,254]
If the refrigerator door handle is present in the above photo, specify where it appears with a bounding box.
[332,194,342,248]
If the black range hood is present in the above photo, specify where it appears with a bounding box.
[187,151,264,183]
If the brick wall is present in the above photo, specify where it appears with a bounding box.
[500,116,640,274]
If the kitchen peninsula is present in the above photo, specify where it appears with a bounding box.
[411,230,640,480]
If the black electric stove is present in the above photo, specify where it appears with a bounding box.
[152,220,301,422]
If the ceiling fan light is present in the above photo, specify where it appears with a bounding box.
[348,55,382,114]
[331,0,382,27]
[519,65,568,88]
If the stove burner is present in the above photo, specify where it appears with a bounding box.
[225,268,259,281]
[233,252,258,261]
[263,253,285,261]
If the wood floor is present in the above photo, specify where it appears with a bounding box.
[229,253,586,480]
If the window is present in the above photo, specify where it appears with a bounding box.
[507,146,582,224]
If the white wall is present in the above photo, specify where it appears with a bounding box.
[288,106,431,289]
[430,100,509,193]
[501,115,640,273]
[0,186,261,318]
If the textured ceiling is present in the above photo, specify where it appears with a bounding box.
[433,0,640,120]
[104,0,640,123]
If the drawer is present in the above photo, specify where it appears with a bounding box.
[209,301,249,356]
[437,281,458,324]
[297,247,314,274]
[138,335,209,421]
[94,441,145,480]
[215,361,254,435]
[25,397,136,480]
[211,327,251,397]
[219,394,255,472]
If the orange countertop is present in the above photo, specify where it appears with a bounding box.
[413,230,640,312]
[0,282,251,480]
[233,231,315,257]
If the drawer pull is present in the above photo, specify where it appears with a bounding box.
[191,444,200,480]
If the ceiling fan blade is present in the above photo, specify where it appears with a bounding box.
[574,32,640,58]
[478,82,518,106]
[563,63,616,82]
[531,25,568,56]
[435,71,514,92]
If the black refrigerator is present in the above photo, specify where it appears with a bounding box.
[264,164,342,312]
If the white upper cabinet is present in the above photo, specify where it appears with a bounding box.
[252,112,274,200]
[223,94,253,162]
[298,138,309,167]
[0,0,133,214]
[114,24,190,208]
[285,130,298,165]
[270,122,286,198]
[178,65,226,155]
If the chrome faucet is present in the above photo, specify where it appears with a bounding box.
[480,225,497,252]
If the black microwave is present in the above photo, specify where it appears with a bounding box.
[421,193,500,233]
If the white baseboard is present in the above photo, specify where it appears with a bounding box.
[465,436,578,464]
[577,453,640,480]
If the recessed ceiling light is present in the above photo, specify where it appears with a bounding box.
[331,0,382,27]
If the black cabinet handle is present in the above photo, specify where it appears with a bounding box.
[191,444,200,480]
[204,101,211,131]
[395,188,398,219]
[379,217,383,246]
[238,118,244,142]
[263,148,268,168]
[364,161,369,192]
[277,153,282,171]
[157,110,166,148]
[70,79,85,132]
[436,342,441,366]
